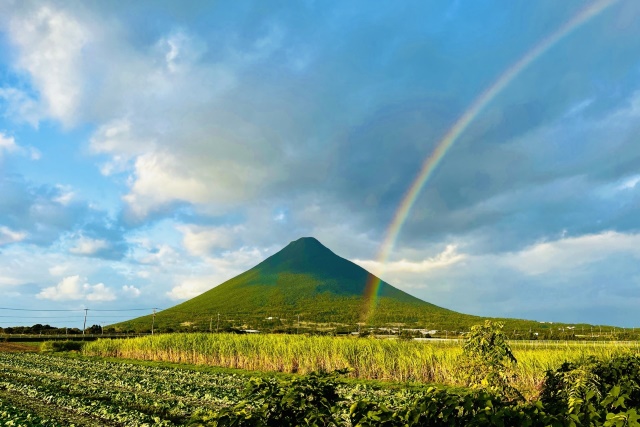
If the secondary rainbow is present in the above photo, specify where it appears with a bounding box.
[361,0,619,322]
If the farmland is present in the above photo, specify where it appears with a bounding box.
[83,332,640,398]
[0,351,463,426]
[0,351,251,425]
[2,332,640,425]
[2,338,640,426]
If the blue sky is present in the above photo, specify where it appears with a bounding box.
[1,0,640,328]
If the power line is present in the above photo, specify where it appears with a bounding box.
[0,307,83,312]
[0,307,161,312]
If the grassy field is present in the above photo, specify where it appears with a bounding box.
[83,333,640,399]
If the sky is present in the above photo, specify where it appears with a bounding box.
[1,0,640,328]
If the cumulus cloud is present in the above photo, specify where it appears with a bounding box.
[37,275,116,301]
[8,6,90,125]
[179,224,243,256]
[123,152,212,218]
[0,132,40,161]
[134,243,180,265]
[503,231,640,276]
[122,285,141,297]
[0,132,18,155]
[354,245,466,277]
[157,29,206,74]
[0,226,26,246]
[166,277,215,300]
[90,118,155,175]
[167,246,267,300]
[69,236,110,256]
[48,264,69,276]
[0,87,42,126]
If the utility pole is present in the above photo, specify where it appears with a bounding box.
[216,313,220,333]
[297,314,300,335]
[82,308,88,337]
[151,308,156,335]
[209,317,213,333]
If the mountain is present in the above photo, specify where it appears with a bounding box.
[112,237,536,333]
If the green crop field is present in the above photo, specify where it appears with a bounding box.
[0,351,475,426]
[83,332,640,399]
[3,337,640,426]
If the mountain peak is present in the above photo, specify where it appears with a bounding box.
[286,236,326,249]
[113,236,460,331]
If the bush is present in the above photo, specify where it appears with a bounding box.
[190,369,347,426]
[459,320,522,400]
[40,340,84,352]
[541,355,640,426]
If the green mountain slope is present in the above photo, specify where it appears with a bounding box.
[112,237,547,333]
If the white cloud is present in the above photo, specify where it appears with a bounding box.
[0,275,22,286]
[123,151,211,218]
[273,211,286,222]
[354,244,466,277]
[69,236,110,256]
[166,277,214,300]
[0,132,18,155]
[122,285,141,297]
[28,146,41,160]
[157,30,206,74]
[48,264,69,276]
[37,275,116,301]
[90,118,155,174]
[0,131,41,161]
[53,185,75,205]
[8,6,90,125]
[167,246,267,300]
[179,224,242,256]
[0,87,42,126]
[0,226,26,245]
[616,174,640,191]
[135,243,180,265]
[4,4,290,219]
[503,231,640,276]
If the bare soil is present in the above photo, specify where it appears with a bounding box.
[0,342,39,352]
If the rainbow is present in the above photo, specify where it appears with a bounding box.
[361,0,619,322]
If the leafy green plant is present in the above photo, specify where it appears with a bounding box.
[190,369,348,426]
[460,320,522,400]
[541,355,640,427]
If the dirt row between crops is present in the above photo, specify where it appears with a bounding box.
[0,342,39,352]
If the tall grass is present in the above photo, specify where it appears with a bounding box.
[83,333,640,397]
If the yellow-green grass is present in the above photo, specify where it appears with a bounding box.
[83,333,640,398]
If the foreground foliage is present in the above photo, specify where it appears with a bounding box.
[191,356,640,427]
[1,349,640,425]
[84,332,640,397]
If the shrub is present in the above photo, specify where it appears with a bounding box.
[40,340,84,352]
[190,369,347,426]
[459,320,522,400]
